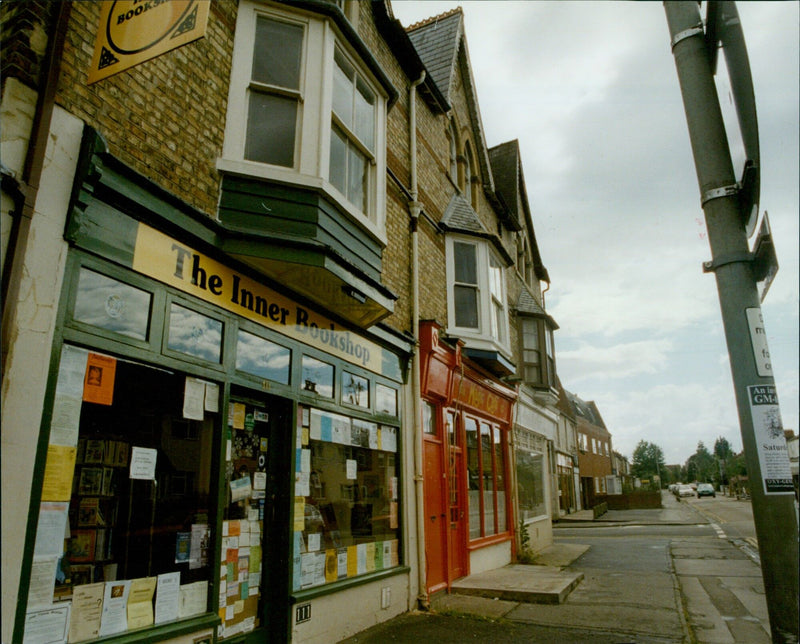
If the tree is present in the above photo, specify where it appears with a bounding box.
[713,436,734,485]
[631,440,666,488]
[713,436,733,460]
[684,441,716,483]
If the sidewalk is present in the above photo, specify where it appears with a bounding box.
[339,498,772,643]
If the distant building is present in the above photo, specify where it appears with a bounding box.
[565,391,613,508]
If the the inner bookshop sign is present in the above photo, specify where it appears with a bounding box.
[88,0,210,84]
[132,223,386,375]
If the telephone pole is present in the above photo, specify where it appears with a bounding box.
[664,2,798,641]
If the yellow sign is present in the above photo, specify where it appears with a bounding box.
[132,223,385,373]
[88,0,210,84]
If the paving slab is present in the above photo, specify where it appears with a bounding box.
[672,558,762,577]
[450,564,584,604]
[531,542,590,567]
[506,601,685,641]
[430,592,518,619]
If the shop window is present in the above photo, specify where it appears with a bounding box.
[40,347,217,641]
[73,268,151,341]
[167,303,223,363]
[375,383,397,417]
[465,416,507,539]
[301,356,334,398]
[235,329,291,384]
[292,406,400,590]
[342,371,369,408]
[516,450,547,520]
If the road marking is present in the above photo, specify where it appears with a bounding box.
[710,523,727,539]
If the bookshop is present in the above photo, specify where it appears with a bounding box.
[20,142,410,644]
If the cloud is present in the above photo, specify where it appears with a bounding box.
[391,1,798,465]
[598,381,741,465]
[557,338,673,382]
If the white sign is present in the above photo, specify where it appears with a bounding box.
[130,447,157,480]
[745,308,772,377]
[747,385,793,494]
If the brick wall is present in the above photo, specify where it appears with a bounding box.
[53,0,237,217]
[0,0,56,93]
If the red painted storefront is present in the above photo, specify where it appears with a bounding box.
[418,321,517,593]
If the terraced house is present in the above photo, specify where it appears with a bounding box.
[1,2,560,642]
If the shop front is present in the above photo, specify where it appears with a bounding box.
[16,138,411,644]
[417,321,516,594]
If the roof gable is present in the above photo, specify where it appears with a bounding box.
[406,9,462,104]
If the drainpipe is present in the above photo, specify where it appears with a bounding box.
[1,1,71,379]
[408,70,428,610]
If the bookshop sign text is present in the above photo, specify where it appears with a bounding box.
[132,224,383,374]
[88,0,210,84]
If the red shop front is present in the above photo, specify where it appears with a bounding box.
[417,321,517,594]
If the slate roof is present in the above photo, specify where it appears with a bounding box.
[406,9,463,103]
[516,288,546,316]
[488,139,550,283]
[565,390,609,431]
[440,193,488,235]
[488,141,523,230]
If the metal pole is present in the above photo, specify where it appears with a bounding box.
[664,3,799,641]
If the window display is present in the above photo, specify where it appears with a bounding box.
[36,346,216,642]
[466,416,508,539]
[292,405,400,590]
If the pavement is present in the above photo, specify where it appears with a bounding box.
[338,495,774,644]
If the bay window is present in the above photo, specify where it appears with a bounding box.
[519,314,556,389]
[222,2,388,238]
[446,236,509,352]
[330,49,375,214]
[244,17,303,167]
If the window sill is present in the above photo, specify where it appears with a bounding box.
[216,157,387,245]
[467,532,512,550]
[445,330,512,360]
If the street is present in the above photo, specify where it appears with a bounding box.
[341,491,777,643]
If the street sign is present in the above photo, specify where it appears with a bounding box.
[706,1,760,237]
[751,212,778,302]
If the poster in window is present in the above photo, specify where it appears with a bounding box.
[79,467,104,496]
[69,529,97,563]
[83,353,117,406]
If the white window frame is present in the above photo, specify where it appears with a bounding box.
[445,235,510,356]
[219,2,388,242]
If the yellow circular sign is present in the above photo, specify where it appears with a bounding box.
[105,0,196,55]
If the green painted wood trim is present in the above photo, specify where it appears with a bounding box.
[291,566,411,603]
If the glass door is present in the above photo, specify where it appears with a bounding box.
[220,388,291,642]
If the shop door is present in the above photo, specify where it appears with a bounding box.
[445,410,466,581]
[422,410,448,594]
[224,388,292,643]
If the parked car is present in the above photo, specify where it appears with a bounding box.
[696,483,716,498]
[677,484,694,497]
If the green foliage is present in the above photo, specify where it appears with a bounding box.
[631,440,666,486]
[713,436,734,460]
[684,440,717,483]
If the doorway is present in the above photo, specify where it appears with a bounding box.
[225,386,292,643]
[422,405,467,594]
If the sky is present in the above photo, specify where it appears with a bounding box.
[390,1,799,465]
